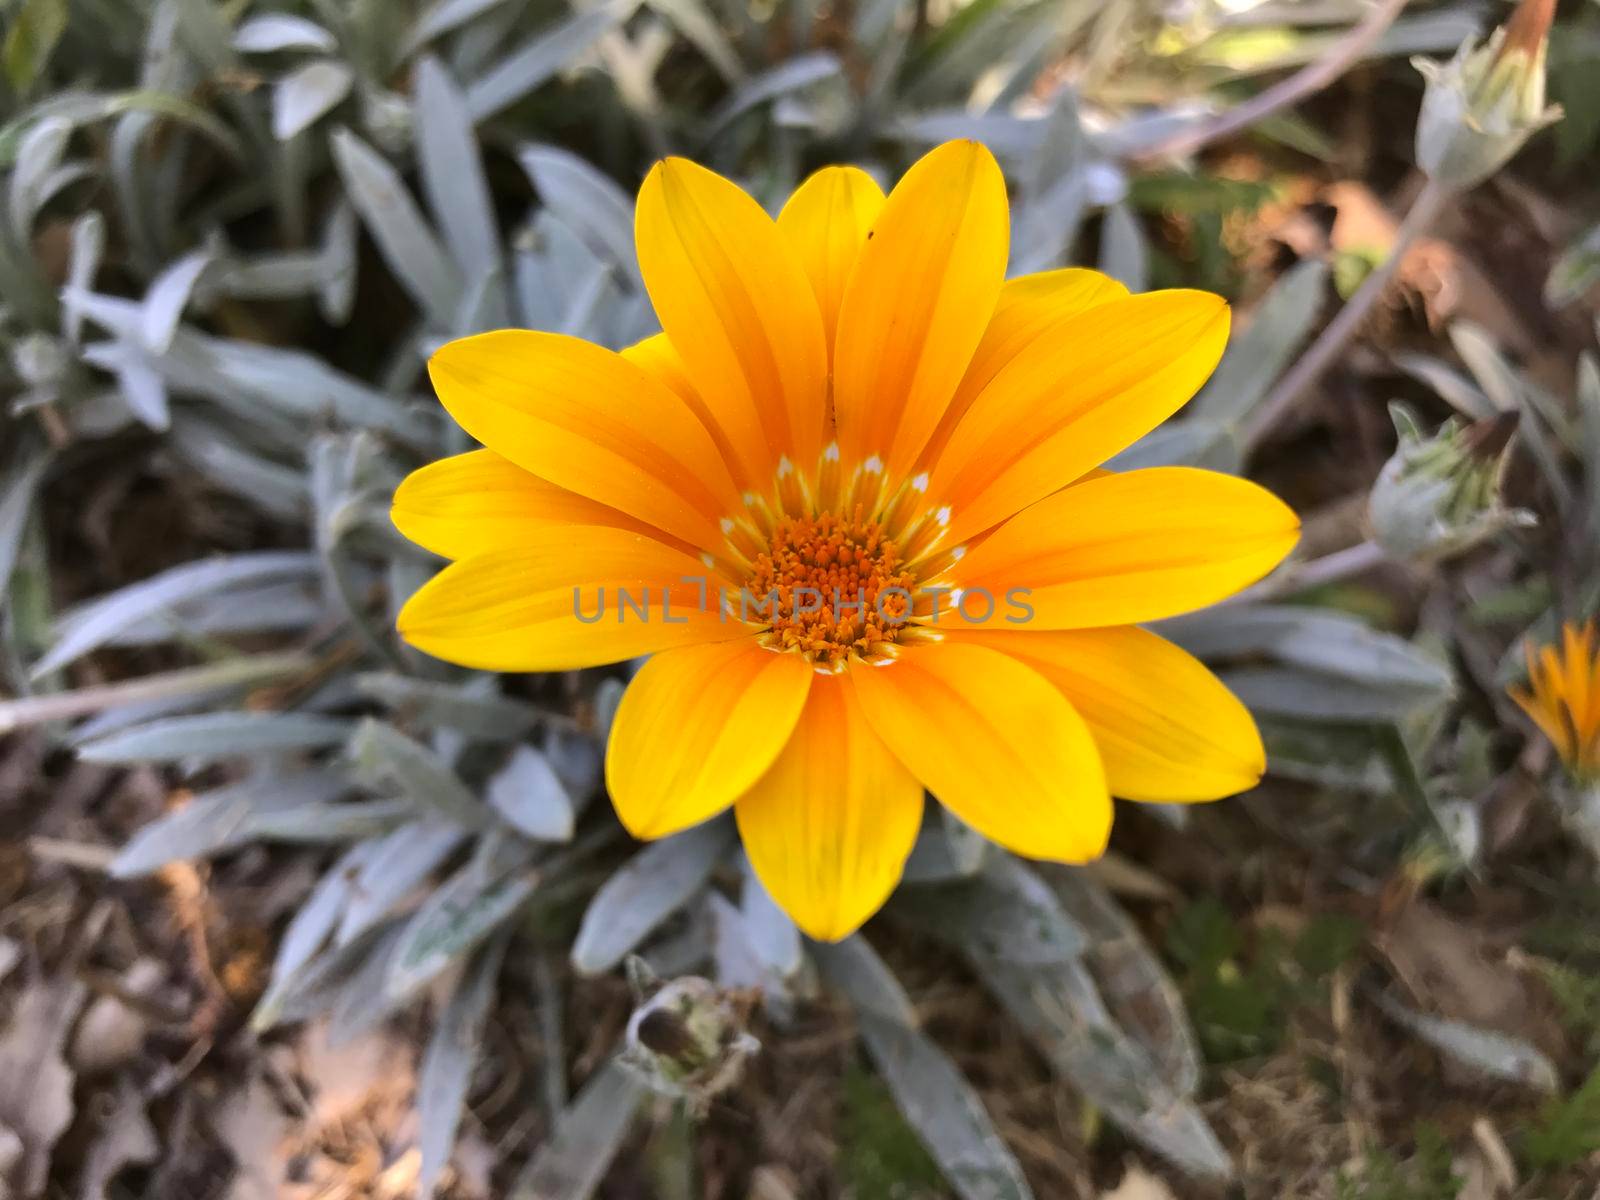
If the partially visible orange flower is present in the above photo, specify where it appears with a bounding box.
[392,140,1301,941]
[1511,620,1600,782]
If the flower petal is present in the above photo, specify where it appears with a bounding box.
[428,330,740,549]
[947,467,1299,628]
[636,157,829,483]
[396,526,742,671]
[918,267,1130,468]
[952,627,1265,801]
[775,166,885,361]
[849,641,1110,861]
[736,675,922,941]
[833,140,1009,477]
[392,449,666,560]
[930,289,1229,542]
[607,639,813,839]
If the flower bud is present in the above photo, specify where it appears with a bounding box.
[1368,404,1532,562]
[619,958,760,1114]
[1412,0,1561,190]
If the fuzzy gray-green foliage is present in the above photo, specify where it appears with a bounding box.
[2,0,1569,1195]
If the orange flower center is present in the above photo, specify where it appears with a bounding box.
[745,507,917,669]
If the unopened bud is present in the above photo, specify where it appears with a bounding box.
[1412,0,1561,190]
[619,957,759,1114]
[1368,404,1533,561]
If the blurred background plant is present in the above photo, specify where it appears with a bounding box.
[2,0,1599,1197]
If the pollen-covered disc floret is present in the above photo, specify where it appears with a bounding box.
[745,505,917,669]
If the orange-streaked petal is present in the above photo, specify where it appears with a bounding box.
[849,641,1110,862]
[947,467,1299,628]
[775,166,885,361]
[930,289,1229,542]
[736,675,922,941]
[919,267,1130,468]
[636,157,829,482]
[607,640,813,839]
[952,627,1265,802]
[428,330,740,549]
[396,526,744,672]
[622,333,746,481]
[391,450,667,561]
[833,140,1008,477]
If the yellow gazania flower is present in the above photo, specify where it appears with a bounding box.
[1511,620,1600,782]
[392,140,1301,941]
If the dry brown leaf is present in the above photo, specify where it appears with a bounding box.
[1098,1163,1179,1200]
[0,974,84,1195]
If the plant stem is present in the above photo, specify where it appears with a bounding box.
[1241,176,1453,454]
[1131,0,1413,164]
[1233,538,1389,605]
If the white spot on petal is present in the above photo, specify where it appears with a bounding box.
[822,441,841,463]
[935,505,952,526]
[700,553,716,568]
[719,517,735,534]
[776,456,794,478]
[863,455,884,474]
[911,472,929,492]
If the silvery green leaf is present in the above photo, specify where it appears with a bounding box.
[1394,352,1497,421]
[338,821,466,944]
[509,1059,646,1200]
[1579,353,1600,539]
[703,51,841,137]
[541,728,602,806]
[419,932,508,1199]
[1011,89,1087,274]
[100,578,322,646]
[0,447,50,602]
[1371,992,1559,1091]
[1051,869,1200,1097]
[1546,221,1600,308]
[141,250,212,354]
[233,14,338,53]
[465,1,636,122]
[327,922,412,1044]
[1191,260,1328,426]
[407,0,519,52]
[1107,419,1240,472]
[3,651,311,736]
[1258,720,1392,793]
[415,58,502,281]
[254,919,400,1029]
[110,771,347,877]
[64,210,104,344]
[83,340,169,430]
[893,110,1040,158]
[34,551,317,678]
[1166,605,1453,697]
[76,711,353,763]
[896,856,1086,965]
[1220,665,1443,723]
[168,417,308,520]
[487,745,575,842]
[266,840,375,997]
[346,719,490,828]
[1098,201,1147,292]
[708,891,767,990]
[273,60,354,140]
[854,1015,1033,1200]
[517,144,639,285]
[245,798,415,842]
[330,127,462,329]
[386,851,539,1001]
[318,201,358,324]
[571,820,734,974]
[355,673,541,739]
[0,89,243,170]
[811,935,917,1025]
[7,114,71,242]
[740,862,802,978]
